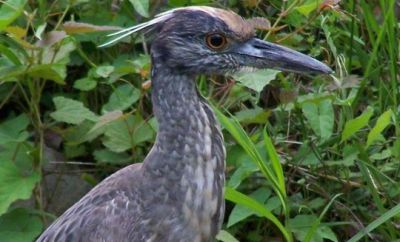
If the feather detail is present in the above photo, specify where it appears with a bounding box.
[98,8,177,47]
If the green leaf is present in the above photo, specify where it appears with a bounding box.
[227,187,271,227]
[233,69,280,93]
[366,109,393,147]
[95,65,114,78]
[102,84,141,112]
[129,0,149,17]
[295,0,323,17]
[103,114,154,152]
[93,149,131,164]
[302,99,334,141]
[0,114,29,144]
[26,64,66,84]
[0,208,43,242]
[73,77,97,91]
[50,96,98,124]
[0,161,40,216]
[341,107,374,142]
[234,107,270,124]
[0,0,28,31]
[216,230,240,242]
[225,188,292,242]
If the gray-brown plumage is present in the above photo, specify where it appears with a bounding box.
[37,6,331,242]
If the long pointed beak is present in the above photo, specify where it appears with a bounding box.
[234,38,332,74]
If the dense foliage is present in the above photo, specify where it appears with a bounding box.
[0,0,399,241]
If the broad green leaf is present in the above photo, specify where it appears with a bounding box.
[26,64,66,84]
[0,161,40,216]
[73,77,97,91]
[41,36,75,64]
[93,149,131,164]
[366,109,392,147]
[0,66,25,82]
[341,106,374,142]
[50,96,98,124]
[0,208,43,242]
[295,0,323,17]
[103,114,154,152]
[233,69,280,93]
[0,114,29,144]
[227,161,258,188]
[0,0,28,31]
[216,230,240,242]
[0,44,22,65]
[225,188,292,242]
[290,214,338,242]
[302,99,334,141]
[227,187,271,227]
[102,84,141,112]
[95,65,114,78]
[129,0,149,17]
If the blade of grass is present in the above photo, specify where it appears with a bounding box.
[303,194,342,242]
[263,126,286,195]
[214,107,288,215]
[225,187,293,242]
[347,203,400,242]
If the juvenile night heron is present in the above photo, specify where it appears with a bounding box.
[37,6,331,242]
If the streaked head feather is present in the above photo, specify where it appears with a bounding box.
[99,6,254,47]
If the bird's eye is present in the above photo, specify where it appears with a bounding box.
[206,33,227,51]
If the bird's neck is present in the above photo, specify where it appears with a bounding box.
[143,64,225,179]
[142,63,225,237]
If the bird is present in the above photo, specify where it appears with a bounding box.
[37,6,332,242]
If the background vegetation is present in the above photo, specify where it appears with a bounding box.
[0,0,399,241]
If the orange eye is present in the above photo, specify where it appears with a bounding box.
[206,33,227,50]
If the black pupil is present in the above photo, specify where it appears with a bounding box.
[210,35,223,47]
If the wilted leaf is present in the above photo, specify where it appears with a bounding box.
[233,69,280,93]
[50,96,98,124]
[0,0,28,31]
[102,84,140,112]
[366,109,393,147]
[302,99,334,141]
[0,161,40,216]
[36,31,67,48]
[63,21,121,34]
[341,106,374,142]
[0,208,43,242]
[129,0,149,17]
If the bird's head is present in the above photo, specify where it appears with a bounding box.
[101,6,332,76]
